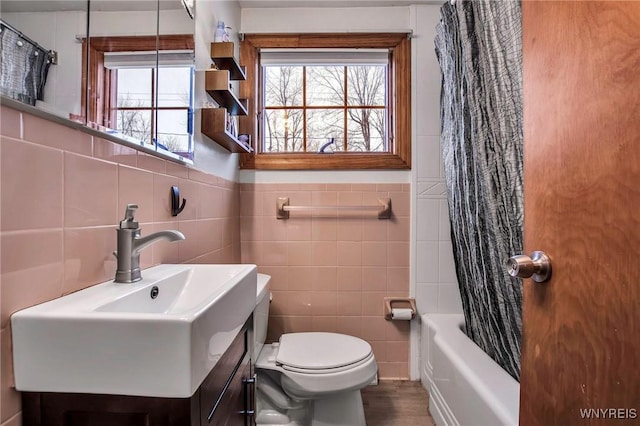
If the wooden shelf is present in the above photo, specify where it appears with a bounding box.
[203,41,251,153]
[201,108,252,153]
[205,70,248,116]
[210,42,246,80]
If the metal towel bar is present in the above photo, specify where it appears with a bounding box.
[276,197,392,220]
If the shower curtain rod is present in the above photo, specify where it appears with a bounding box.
[0,19,58,64]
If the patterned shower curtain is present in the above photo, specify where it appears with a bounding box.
[435,0,524,381]
[0,20,52,106]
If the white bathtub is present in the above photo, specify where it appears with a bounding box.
[421,314,520,426]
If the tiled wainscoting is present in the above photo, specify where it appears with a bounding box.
[0,104,414,425]
[0,105,241,426]
[240,183,411,379]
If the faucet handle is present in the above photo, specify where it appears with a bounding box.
[120,204,139,229]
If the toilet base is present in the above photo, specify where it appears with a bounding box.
[311,390,366,426]
[256,387,366,426]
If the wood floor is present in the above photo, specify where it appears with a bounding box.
[361,380,436,426]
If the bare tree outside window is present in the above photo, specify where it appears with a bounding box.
[263,64,387,153]
[264,66,303,152]
[117,93,152,144]
[156,67,193,154]
[115,66,193,154]
[156,108,191,153]
[346,66,386,152]
[159,135,186,152]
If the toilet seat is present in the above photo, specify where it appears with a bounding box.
[255,332,378,399]
[277,332,373,372]
[280,352,375,374]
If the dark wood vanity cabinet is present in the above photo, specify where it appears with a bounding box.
[22,319,254,426]
[200,326,253,426]
[203,353,252,426]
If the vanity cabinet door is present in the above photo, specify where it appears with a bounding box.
[205,354,252,426]
[200,319,254,426]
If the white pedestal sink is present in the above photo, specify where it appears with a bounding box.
[11,264,257,398]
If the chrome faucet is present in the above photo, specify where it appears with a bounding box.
[114,204,185,283]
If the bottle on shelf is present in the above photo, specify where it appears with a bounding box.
[214,21,230,42]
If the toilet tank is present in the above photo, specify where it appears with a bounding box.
[254,273,271,360]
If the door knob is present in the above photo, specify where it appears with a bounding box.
[506,251,551,283]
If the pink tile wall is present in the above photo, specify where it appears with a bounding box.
[0,105,241,425]
[240,183,411,380]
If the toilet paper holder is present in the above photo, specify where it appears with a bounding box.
[384,297,417,321]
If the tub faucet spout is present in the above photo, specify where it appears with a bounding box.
[318,137,335,154]
[114,204,185,283]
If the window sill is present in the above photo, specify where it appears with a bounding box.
[239,152,410,170]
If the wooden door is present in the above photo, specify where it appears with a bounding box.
[520,2,640,425]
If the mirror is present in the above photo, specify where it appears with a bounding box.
[87,0,195,160]
[156,0,196,159]
[0,0,195,162]
[1,1,88,121]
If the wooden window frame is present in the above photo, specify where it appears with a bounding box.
[81,34,194,132]
[239,33,411,170]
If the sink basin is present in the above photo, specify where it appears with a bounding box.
[11,264,257,398]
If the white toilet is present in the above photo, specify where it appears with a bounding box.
[253,274,377,426]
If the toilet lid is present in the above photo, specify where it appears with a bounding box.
[277,332,372,370]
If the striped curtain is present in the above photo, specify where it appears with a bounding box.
[435,0,524,381]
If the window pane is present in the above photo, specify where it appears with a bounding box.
[347,66,386,106]
[347,108,386,152]
[306,66,344,106]
[116,109,152,145]
[260,56,390,155]
[157,67,192,108]
[117,69,152,107]
[263,109,304,152]
[264,66,303,107]
[156,109,191,153]
[307,109,344,152]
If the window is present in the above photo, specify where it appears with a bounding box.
[239,34,411,170]
[111,64,194,154]
[82,35,195,157]
[262,50,388,153]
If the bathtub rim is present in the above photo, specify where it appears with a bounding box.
[422,313,520,426]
